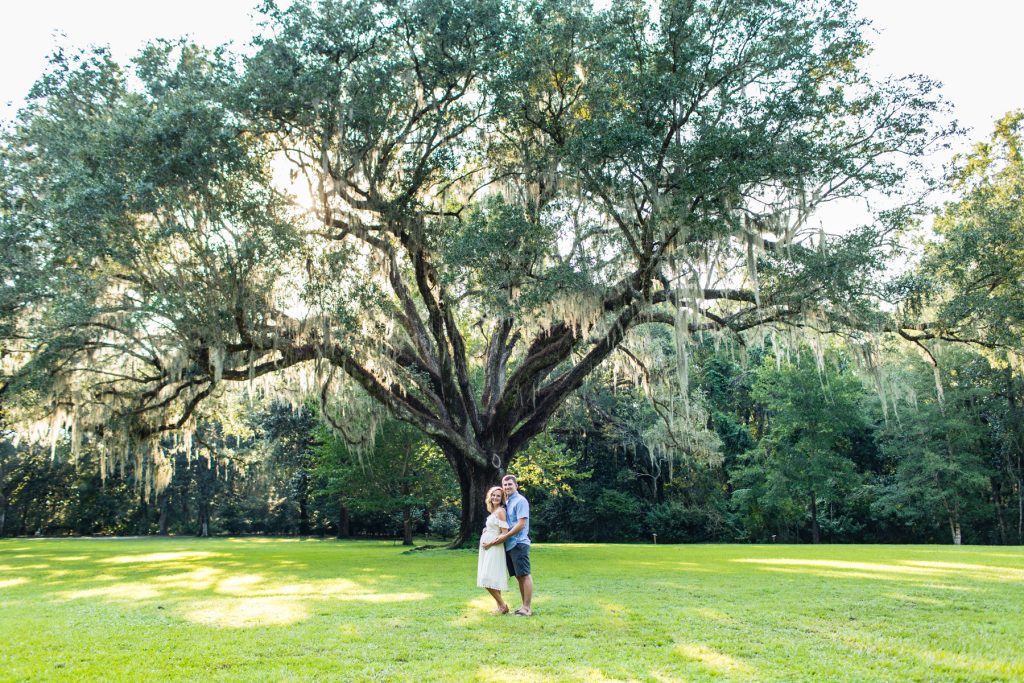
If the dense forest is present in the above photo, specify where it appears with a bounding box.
[2,0,1023,545]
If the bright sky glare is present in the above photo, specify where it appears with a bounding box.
[1,1,1021,160]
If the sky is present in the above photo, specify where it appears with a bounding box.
[1,0,1021,160]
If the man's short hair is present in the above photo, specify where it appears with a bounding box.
[501,474,517,484]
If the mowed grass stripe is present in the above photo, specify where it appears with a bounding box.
[0,539,1021,682]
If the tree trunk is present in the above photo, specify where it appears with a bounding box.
[401,480,413,546]
[138,490,149,535]
[809,490,821,544]
[178,452,190,523]
[195,454,214,538]
[402,506,413,545]
[993,483,1008,545]
[1005,366,1022,545]
[298,493,310,536]
[449,453,502,548]
[0,453,7,537]
[938,486,962,545]
[1018,471,1023,544]
[157,488,169,536]
[337,501,350,539]
[198,503,209,538]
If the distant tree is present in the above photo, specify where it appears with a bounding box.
[699,353,757,467]
[873,348,1000,544]
[908,111,1024,351]
[520,371,729,543]
[252,402,320,535]
[314,418,455,544]
[512,431,590,501]
[990,364,1024,544]
[733,350,870,542]
[0,437,12,536]
[889,112,1024,543]
[0,438,138,537]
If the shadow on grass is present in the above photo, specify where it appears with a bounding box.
[1,539,433,629]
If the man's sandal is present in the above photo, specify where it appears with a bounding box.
[513,608,532,616]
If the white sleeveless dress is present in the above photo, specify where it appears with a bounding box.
[477,512,510,590]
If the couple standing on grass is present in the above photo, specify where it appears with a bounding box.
[476,474,533,616]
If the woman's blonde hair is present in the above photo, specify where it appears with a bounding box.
[484,486,506,513]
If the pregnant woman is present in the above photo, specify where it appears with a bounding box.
[477,486,510,614]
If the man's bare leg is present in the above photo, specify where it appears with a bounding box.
[515,575,533,615]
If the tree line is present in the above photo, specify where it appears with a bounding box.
[4,337,1020,545]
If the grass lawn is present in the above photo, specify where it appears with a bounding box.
[0,538,1022,682]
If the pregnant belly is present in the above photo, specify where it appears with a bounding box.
[481,531,501,544]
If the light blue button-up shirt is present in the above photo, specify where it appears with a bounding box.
[504,491,530,550]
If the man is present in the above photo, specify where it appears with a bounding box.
[484,474,533,616]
